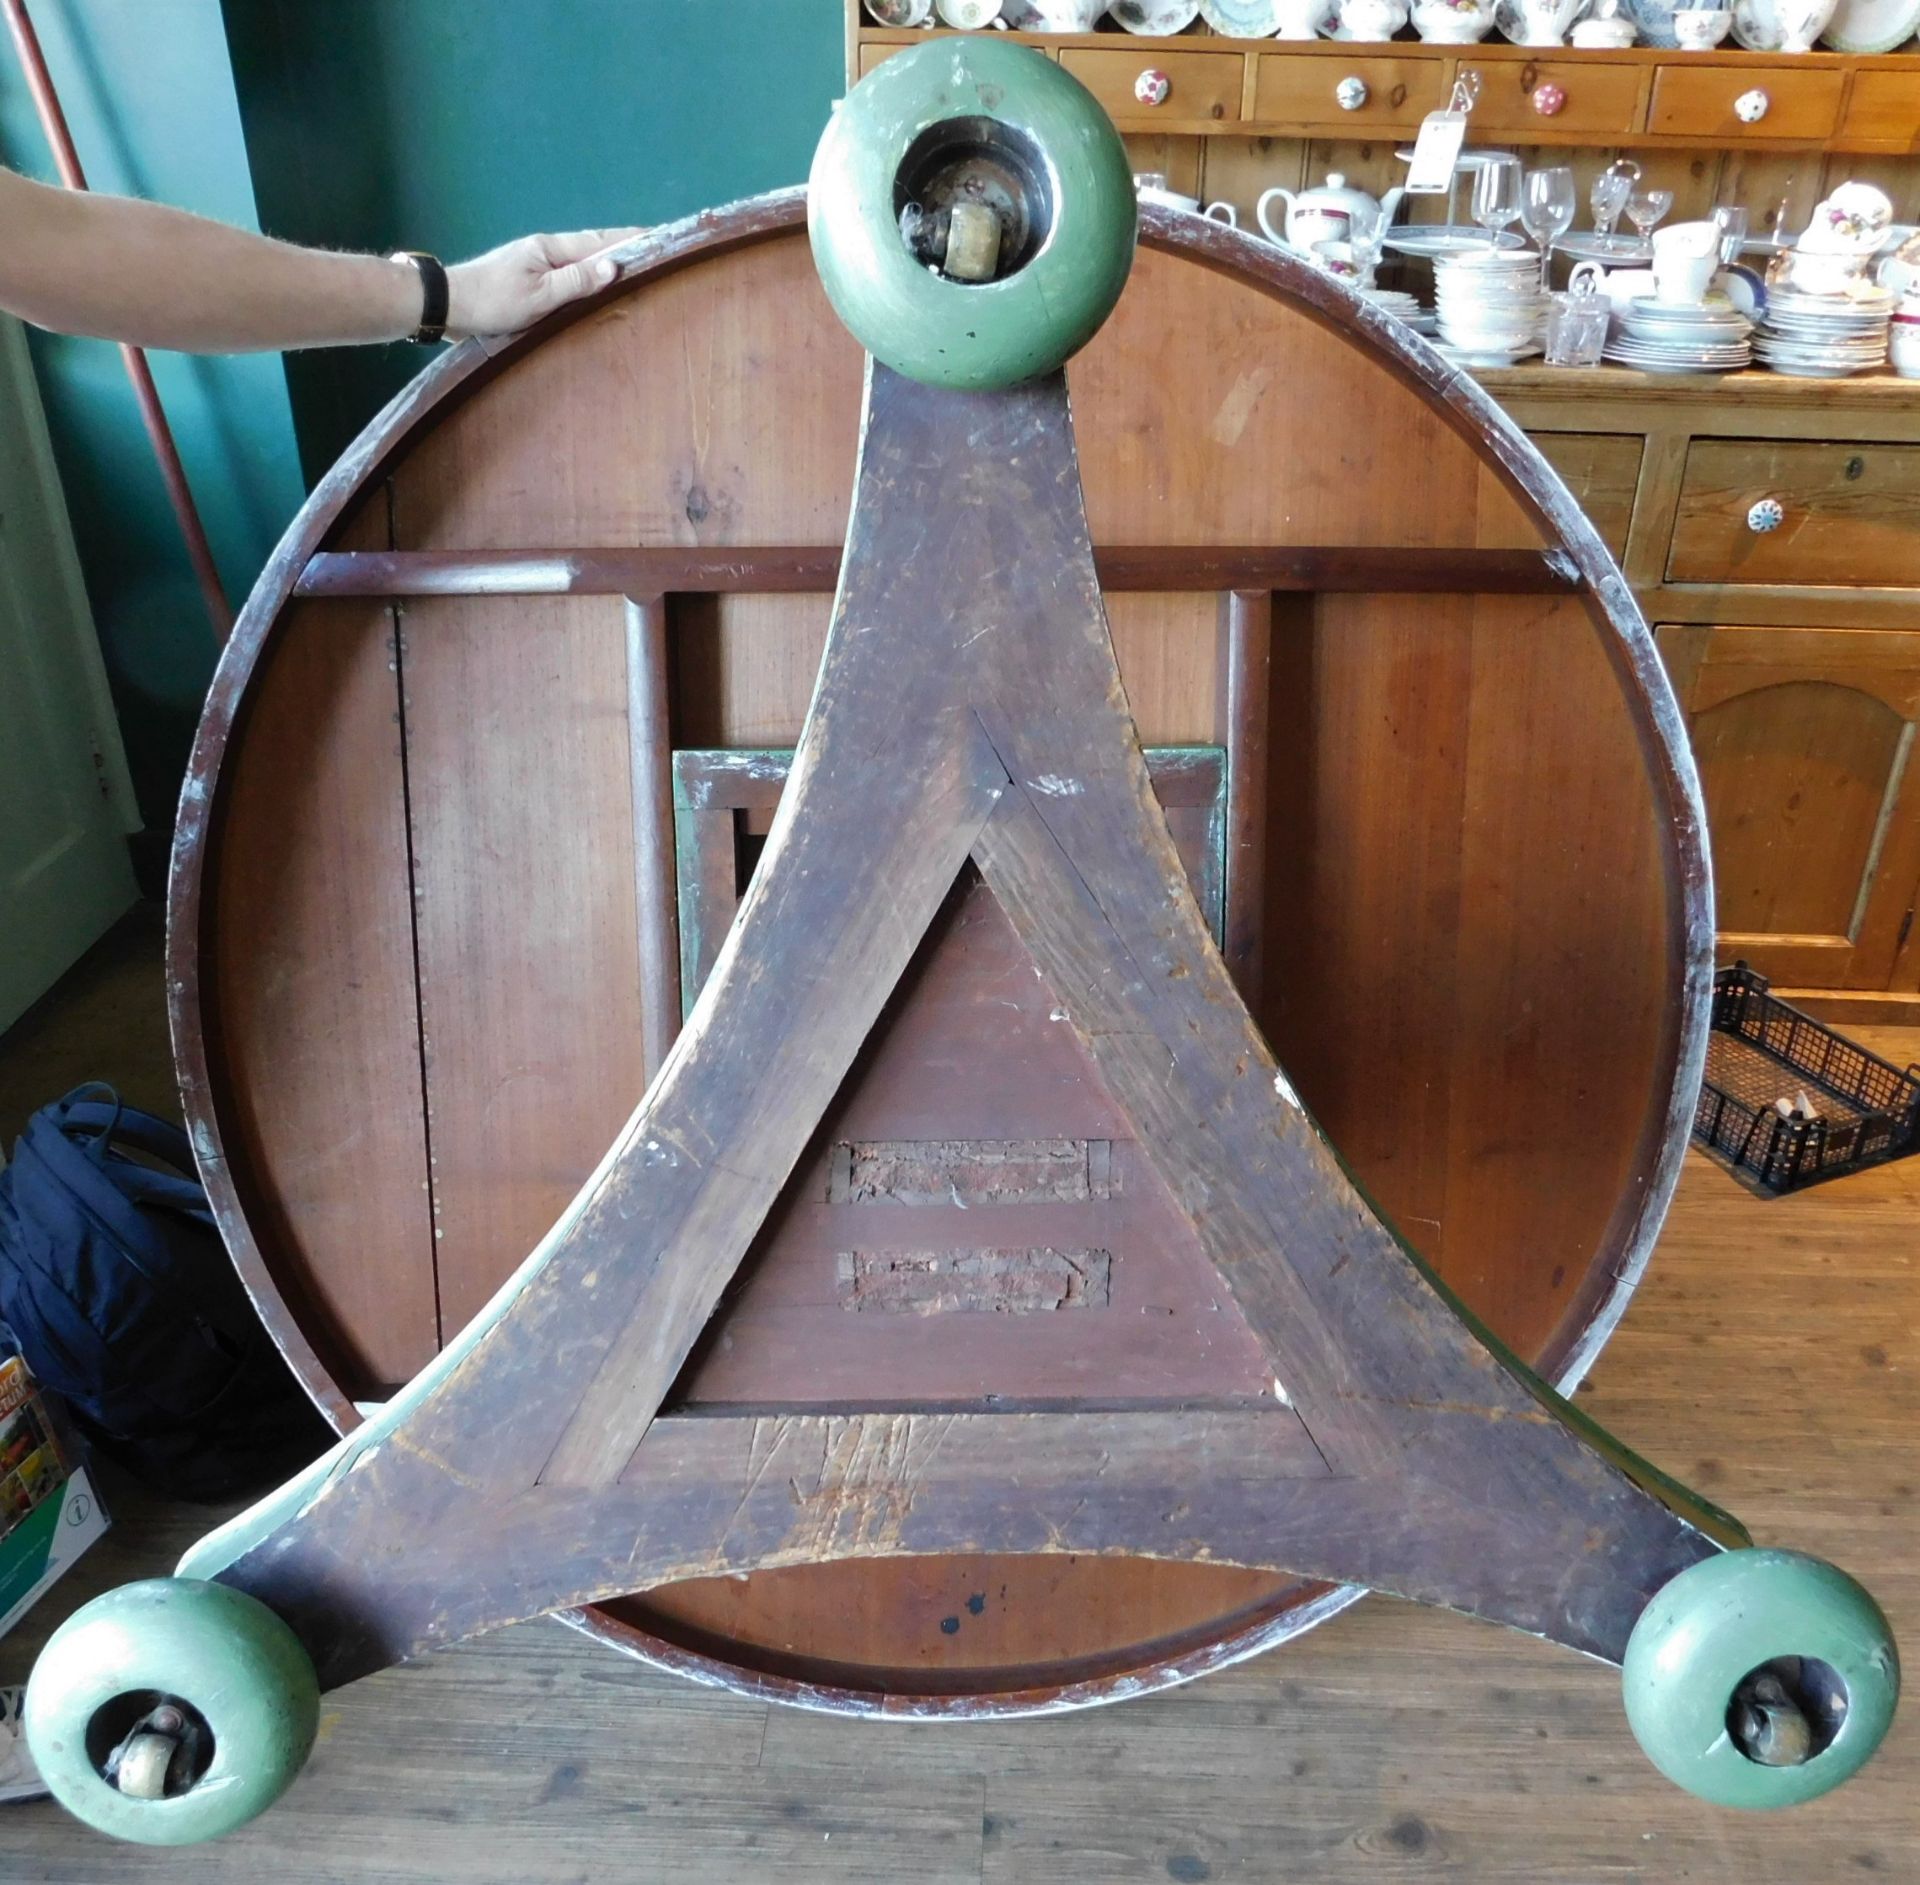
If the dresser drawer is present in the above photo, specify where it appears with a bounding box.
[1461,59,1643,138]
[1667,440,1920,587]
[1060,48,1245,128]
[1648,65,1844,142]
[1842,72,1920,150]
[1249,52,1443,131]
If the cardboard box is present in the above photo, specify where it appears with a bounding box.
[0,1353,109,1639]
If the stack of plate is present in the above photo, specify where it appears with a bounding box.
[1603,292,1754,374]
[1431,248,1544,366]
[1359,286,1433,334]
[1754,286,1895,378]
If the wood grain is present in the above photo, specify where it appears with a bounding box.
[173,198,1714,1712]
[397,594,646,1340]
[1669,439,1920,589]
[202,596,439,1396]
[1675,626,1920,993]
[5,956,1915,1884]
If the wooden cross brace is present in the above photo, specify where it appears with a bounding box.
[180,363,1739,1693]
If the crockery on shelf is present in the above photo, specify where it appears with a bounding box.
[1273,0,1336,26]
[866,0,935,21]
[1199,0,1286,29]
[1733,0,1839,45]
[1413,0,1499,37]
[1819,0,1920,49]
[1890,296,1920,379]
[1571,8,1638,33]
[1002,0,1105,24]
[1753,282,1894,377]
[1497,0,1590,42]
[1135,173,1202,214]
[1672,5,1734,42]
[1326,0,1411,35]
[1623,0,1686,39]
[1257,172,1406,252]
[1107,0,1205,27]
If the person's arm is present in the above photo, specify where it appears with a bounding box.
[0,166,637,351]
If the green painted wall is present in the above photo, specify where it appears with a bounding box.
[222,0,844,480]
[3,1,840,884]
[0,0,308,879]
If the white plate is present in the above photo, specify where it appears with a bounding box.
[1820,0,1920,45]
[1199,0,1283,28]
[1108,0,1204,27]
[1556,232,1654,264]
[1390,228,1527,257]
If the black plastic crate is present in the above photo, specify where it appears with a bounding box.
[1693,963,1920,1192]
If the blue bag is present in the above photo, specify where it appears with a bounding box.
[0,1085,331,1501]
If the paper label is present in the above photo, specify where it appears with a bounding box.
[1405,113,1467,195]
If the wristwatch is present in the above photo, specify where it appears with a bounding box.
[390,250,449,345]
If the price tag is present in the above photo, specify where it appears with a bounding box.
[1403,113,1466,195]
[1403,70,1481,196]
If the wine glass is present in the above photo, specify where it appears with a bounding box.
[1472,160,1522,251]
[1522,166,1577,291]
[1626,187,1674,252]
[1710,204,1750,266]
[1590,159,1639,243]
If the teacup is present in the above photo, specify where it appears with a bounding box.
[1136,173,1201,215]
[1652,247,1718,305]
[867,0,934,20]
[1672,7,1732,45]
[1273,0,1333,31]
[1570,14,1636,41]
[1652,220,1722,259]
[1277,203,1354,252]
[934,0,1004,24]
[1339,0,1408,38]
[1310,239,1373,286]
[1891,302,1920,379]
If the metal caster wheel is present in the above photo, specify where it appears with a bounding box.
[808,36,1136,390]
[1622,1548,1899,1808]
[24,1578,319,1845]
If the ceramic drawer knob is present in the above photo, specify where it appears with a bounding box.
[1135,67,1171,107]
[1531,82,1566,117]
[1335,75,1369,111]
[1735,88,1770,124]
[1747,497,1785,534]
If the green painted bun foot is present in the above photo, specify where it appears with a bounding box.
[25,1578,319,1845]
[1623,1549,1899,1808]
[809,36,1136,390]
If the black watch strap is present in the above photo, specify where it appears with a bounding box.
[392,250,449,344]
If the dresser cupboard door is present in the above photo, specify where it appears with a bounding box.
[1660,625,1920,993]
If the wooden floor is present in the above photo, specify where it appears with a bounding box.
[0,911,1915,1882]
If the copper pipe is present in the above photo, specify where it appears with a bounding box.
[3,0,234,642]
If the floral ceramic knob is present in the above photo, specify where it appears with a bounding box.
[1134,67,1171,107]
[1532,82,1566,116]
[1735,88,1770,123]
[1747,497,1785,533]
[1335,75,1370,111]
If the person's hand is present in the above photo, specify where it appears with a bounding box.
[443,227,644,339]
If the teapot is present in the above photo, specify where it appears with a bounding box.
[1257,172,1407,253]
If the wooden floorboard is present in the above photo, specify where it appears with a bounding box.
[0,922,1914,1880]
